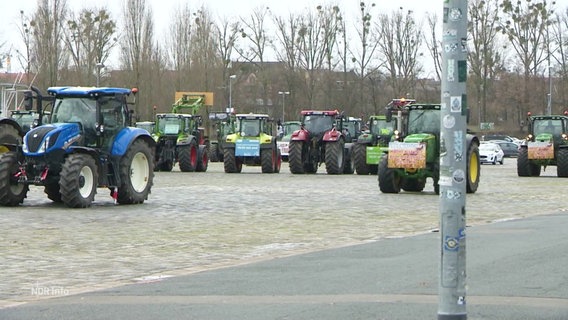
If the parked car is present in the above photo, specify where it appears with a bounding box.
[481,134,515,143]
[489,140,519,157]
[479,142,505,165]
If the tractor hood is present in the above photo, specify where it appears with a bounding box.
[534,132,554,142]
[23,123,82,155]
[404,133,436,144]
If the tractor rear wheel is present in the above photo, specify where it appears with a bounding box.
[289,141,305,174]
[196,146,209,172]
[557,148,568,177]
[274,149,282,173]
[466,141,480,193]
[223,148,242,173]
[159,160,174,172]
[325,140,345,174]
[517,147,531,176]
[44,182,62,203]
[0,124,21,154]
[60,153,98,208]
[0,152,28,206]
[179,141,198,172]
[117,139,154,204]
[261,147,277,173]
[378,154,400,193]
[209,143,219,162]
[353,143,370,175]
[343,147,355,174]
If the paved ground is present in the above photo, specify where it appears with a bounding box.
[0,159,567,312]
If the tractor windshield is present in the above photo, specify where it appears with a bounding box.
[158,116,183,135]
[52,98,95,125]
[303,114,335,135]
[240,119,261,136]
[283,122,301,136]
[370,118,394,136]
[408,109,439,134]
[533,119,564,136]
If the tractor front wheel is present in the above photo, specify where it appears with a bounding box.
[289,141,305,174]
[117,139,154,204]
[261,147,279,173]
[59,153,98,208]
[0,152,28,206]
[353,143,370,175]
[196,146,209,172]
[0,124,21,154]
[179,141,198,172]
[325,140,345,174]
[223,148,242,173]
[557,148,568,177]
[378,154,400,193]
[44,182,62,203]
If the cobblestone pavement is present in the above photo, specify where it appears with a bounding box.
[1,159,566,307]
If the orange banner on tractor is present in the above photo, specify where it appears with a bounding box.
[387,142,426,169]
[528,142,554,160]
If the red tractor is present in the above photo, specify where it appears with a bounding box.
[288,110,352,174]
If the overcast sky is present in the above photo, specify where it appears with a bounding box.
[1,0,568,73]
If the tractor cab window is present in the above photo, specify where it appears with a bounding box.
[303,115,335,135]
[158,116,181,135]
[99,97,126,131]
[408,110,439,134]
[370,119,394,135]
[52,98,95,125]
[534,119,563,136]
[241,119,260,136]
[283,123,300,136]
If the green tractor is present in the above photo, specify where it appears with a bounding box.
[378,103,480,194]
[353,99,415,175]
[208,111,236,162]
[223,113,281,173]
[153,113,207,172]
[276,120,302,161]
[517,112,568,177]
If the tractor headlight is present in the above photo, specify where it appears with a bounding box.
[562,133,567,140]
[38,136,51,153]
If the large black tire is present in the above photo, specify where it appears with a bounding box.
[325,140,345,174]
[0,124,21,154]
[117,139,154,204]
[0,152,28,206]
[44,182,62,203]
[517,147,541,177]
[159,160,174,172]
[557,148,568,177]
[196,146,209,172]
[353,143,370,175]
[343,147,355,174]
[466,142,480,194]
[401,178,426,192]
[261,147,277,173]
[209,143,219,162]
[59,153,98,208]
[378,154,400,193]
[289,141,306,174]
[223,148,242,173]
[178,141,198,172]
[274,149,282,173]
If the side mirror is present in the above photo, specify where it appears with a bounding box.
[386,111,392,122]
[23,91,34,111]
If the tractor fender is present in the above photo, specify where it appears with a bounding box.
[290,129,309,142]
[323,128,342,142]
[111,127,156,156]
[177,135,197,147]
[0,118,24,137]
[466,133,480,148]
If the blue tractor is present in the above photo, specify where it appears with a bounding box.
[0,87,156,208]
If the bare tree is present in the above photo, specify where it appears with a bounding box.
[167,3,193,91]
[64,7,117,85]
[16,10,34,81]
[468,0,503,124]
[376,8,423,98]
[424,13,442,82]
[215,16,241,106]
[551,9,568,110]
[30,0,68,87]
[190,7,219,92]
[499,0,554,122]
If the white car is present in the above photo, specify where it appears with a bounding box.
[479,142,505,165]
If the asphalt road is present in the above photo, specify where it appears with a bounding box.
[1,158,566,311]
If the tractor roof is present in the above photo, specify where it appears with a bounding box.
[300,110,339,116]
[236,113,269,119]
[156,113,193,118]
[47,87,132,97]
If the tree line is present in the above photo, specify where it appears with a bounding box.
[2,0,567,134]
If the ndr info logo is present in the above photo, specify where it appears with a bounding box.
[31,283,70,296]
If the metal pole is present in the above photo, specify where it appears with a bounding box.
[278,91,290,122]
[96,62,104,87]
[439,1,468,319]
[229,75,236,112]
[547,66,552,115]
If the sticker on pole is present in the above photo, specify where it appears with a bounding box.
[527,142,554,160]
[387,142,426,169]
[235,139,260,157]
